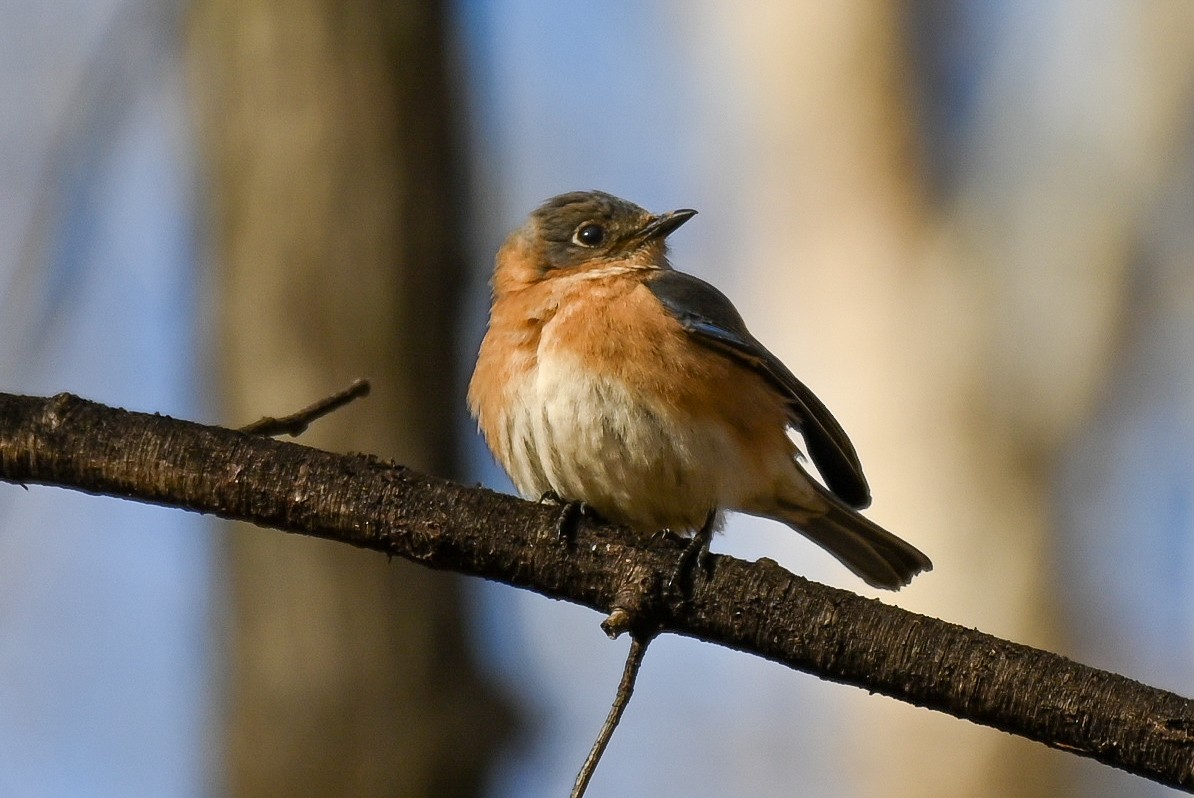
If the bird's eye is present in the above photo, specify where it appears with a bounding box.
[572,223,606,248]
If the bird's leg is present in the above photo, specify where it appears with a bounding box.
[540,491,603,542]
[687,509,717,574]
[666,510,716,598]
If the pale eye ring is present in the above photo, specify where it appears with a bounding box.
[572,222,606,248]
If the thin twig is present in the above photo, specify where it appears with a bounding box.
[571,634,653,798]
[238,378,371,437]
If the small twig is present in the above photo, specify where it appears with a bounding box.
[599,561,662,640]
[571,634,653,798]
[239,379,371,437]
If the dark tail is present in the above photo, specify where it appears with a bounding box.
[775,490,932,590]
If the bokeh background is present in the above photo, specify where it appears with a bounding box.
[2,2,1194,796]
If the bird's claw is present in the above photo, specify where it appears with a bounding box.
[665,512,716,601]
[551,497,602,542]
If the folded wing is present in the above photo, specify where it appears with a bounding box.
[646,269,872,509]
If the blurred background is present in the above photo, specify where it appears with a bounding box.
[2,1,1193,796]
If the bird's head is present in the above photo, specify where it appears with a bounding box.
[493,190,696,295]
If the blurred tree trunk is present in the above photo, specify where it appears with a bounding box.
[701,3,1194,796]
[187,2,509,796]
[702,3,1062,795]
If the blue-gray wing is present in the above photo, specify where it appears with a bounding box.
[646,269,871,509]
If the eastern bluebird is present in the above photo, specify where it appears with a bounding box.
[469,190,931,589]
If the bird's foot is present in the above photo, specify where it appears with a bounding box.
[649,528,688,546]
[665,511,716,601]
[541,493,603,542]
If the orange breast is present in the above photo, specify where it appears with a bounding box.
[469,268,797,531]
[546,274,790,441]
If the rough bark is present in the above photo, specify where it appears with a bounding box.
[2,390,1193,793]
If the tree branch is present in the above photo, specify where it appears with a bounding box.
[2,391,1193,792]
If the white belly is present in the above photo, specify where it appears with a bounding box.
[497,352,753,533]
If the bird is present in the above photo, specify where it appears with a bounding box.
[468,190,931,590]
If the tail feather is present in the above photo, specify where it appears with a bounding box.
[775,493,932,590]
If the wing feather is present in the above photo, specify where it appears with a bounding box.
[646,269,871,509]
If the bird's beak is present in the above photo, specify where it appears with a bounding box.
[636,208,697,242]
